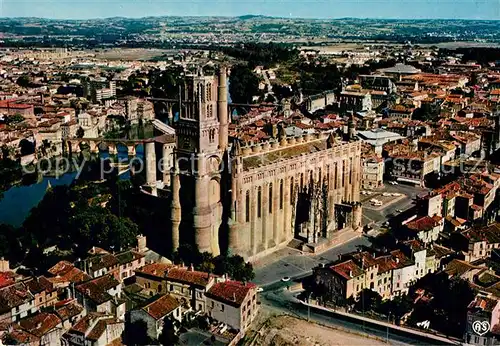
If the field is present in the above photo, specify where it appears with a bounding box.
[93,48,173,61]
[248,315,387,346]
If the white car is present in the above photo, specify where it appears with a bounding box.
[382,193,391,197]
[281,277,291,282]
[366,191,373,195]
[361,191,367,195]
[257,287,264,293]
[392,193,401,197]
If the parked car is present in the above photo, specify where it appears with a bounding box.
[281,277,291,282]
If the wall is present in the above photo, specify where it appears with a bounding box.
[234,138,362,261]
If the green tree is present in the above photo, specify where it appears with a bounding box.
[16,75,31,88]
[158,318,178,346]
[355,289,382,313]
[6,113,25,125]
[76,127,85,138]
[213,255,255,282]
[229,65,259,104]
[122,320,154,346]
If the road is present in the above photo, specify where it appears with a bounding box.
[259,288,453,346]
[253,236,371,286]
[362,184,429,230]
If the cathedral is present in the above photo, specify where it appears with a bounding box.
[169,67,362,261]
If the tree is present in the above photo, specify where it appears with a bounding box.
[213,255,255,282]
[229,65,259,104]
[76,127,85,138]
[158,318,178,346]
[6,113,25,125]
[378,294,413,321]
[122,320,154,346]
[355,289,382,313]
[16,75,31,88]
[172,243,202,267]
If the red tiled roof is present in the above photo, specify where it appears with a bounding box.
[142,294,180,320]
[75,274,119,305]
[136,263,177,278]
[206,281,256,307]
[406,215,442,232]
[19,312,61,338]
[166,268,215,288]
[330,260,364,280]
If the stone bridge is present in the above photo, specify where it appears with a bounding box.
[65,134,174,156]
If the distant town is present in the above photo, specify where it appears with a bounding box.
[0,13,499,346]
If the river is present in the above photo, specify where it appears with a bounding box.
[0,144,145,227]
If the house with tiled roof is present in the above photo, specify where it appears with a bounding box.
[134,262,179,296]
[16,312,63,346]
[205,281,258,332]
[404,215,444,244]
[115,250,145,282]
[52,298,86,331]
[46,261,91,289]
[62,312,124,346]
[464,295,500,346]
[390,250,415,296]
[0,282,37,323]
[130,294,181,339]
[75,274,125,321]
[24,276,58,310]
[453,223,500,262]
[313,259,365,304]
[162,266,218,312]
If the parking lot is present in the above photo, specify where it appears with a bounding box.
[361,183,429,230]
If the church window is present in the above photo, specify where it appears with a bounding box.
[257,187,262,218]
[269,183,273,214]
[349,158,353,185]
[318,168,322,183]
[290,177,294,202]
[245,191,250,222]
[326,165,330,184]
[280,179,284,210]
[334,163,338,189]
[342,160,346,187]
[300,173,304,190]
[209,129,216,143]
[206,83,212,101]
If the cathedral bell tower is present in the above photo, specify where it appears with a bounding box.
[170,67,229,256]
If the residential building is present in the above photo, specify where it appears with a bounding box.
[205,281,258,332]
[24,276,58,310]
[17,312,64,346]
[63,313,124,346]
[130,294,181,339]
[404,215,444,244]
[362,156,384,190]
[464,295,500,346]
[0,282,37,323]
[390,250,416,296]
[75,274,126,320]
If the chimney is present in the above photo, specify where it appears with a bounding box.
[86,289,91,296]
[349,270,353,278]
[233,293,236,302]
[189,264,194,272]
[395,257,400,264]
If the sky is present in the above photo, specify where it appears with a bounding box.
[0,0,499,20]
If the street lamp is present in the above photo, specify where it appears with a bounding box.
[386,312,391,343]
[307,292,312,322]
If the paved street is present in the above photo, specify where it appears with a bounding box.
[362,184,429,229]
[259,289,426,346]
[253,236,371,286]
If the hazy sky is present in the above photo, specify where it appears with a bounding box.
[1,0,499,20]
